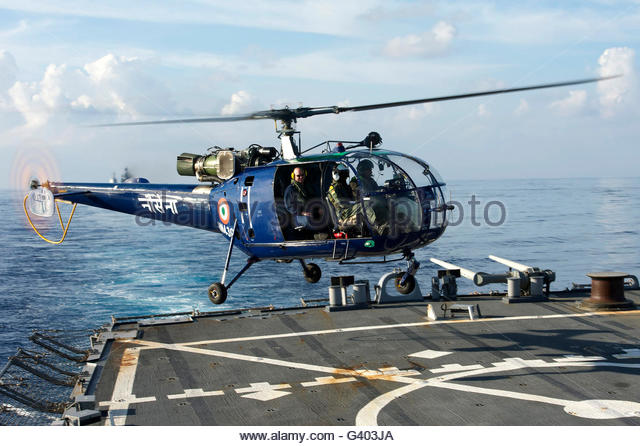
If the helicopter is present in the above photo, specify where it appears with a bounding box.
[24,75,617,305]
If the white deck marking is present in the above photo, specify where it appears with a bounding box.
[99,347,157,426]
[301,376,357,387]
[132,339,343,374]
[430,380,573,406]
[167,389,224,400]
[408,349,452,359]
[355,368,378,377]
[169,309,640,348]
[355,382,430,426]
[492,358,549,368]
[563,400,640,419]
[356,380,640,424]
[130,338,417,385]
[428,363,484,374]
[378,366,422,377]
[356,358,640,425]
[554,355,605,362]
[235,382,292,401]
[613,348,640,359]
[352,367,420,378]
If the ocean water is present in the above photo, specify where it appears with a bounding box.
[1,177,639,362]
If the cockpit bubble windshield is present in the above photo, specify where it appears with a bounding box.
[343,152,429,234]
[343,152,444,191]
[346,153,407,192]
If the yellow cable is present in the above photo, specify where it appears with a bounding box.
[23,194,77,245]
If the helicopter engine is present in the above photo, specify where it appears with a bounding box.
[177,150,236,182]
[177,145,278,183]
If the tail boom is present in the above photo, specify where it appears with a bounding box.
[46,181,218,232]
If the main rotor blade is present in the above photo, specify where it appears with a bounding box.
[89,113,265,127]
[332,75,620,114]
[90,75,619,127]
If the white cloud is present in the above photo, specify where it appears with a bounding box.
[78,54,169,116]
[0,0,376,37]
[7,63,70,128]
[0,19,29,38]
[221,91,255,115]
[399,103,438,120]
[597,47,636,118]
[4,53,175,128]
[462,4,640,45]
[162,46,486,88]
[476,103,490,117]
[0,50,18,108]
[85,53,130,83]
[382,21,456,58]
[549,90,587,116]
[514,98,529,116]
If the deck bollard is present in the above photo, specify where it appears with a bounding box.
[579,272,635,310]
[329,285,342,307]
[507,276,521,298]
[353,281,370,305]
[529,274,545,297]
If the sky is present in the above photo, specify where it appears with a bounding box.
[1,0,639,187]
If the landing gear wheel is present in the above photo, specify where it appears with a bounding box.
[394,273,416,295]
[208,282,227,305]
[303,263,322,283]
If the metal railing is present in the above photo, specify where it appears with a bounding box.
[0,329,93,426]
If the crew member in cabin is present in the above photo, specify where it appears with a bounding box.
[327,164,361,229]
[331,163,387,236]
[350,159,379,196]
[350,159,389,233]
[284,167,314,230]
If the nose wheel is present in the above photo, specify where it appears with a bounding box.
[395,273,416,294]
[375,249,421,302]
[395,249,420,294]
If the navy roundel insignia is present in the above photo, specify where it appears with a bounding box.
[217,198,231,225]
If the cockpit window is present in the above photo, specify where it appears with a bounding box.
[343,152,425,234]
[427,165,445,186]
[386,155,436,188]
[345,153,411,191]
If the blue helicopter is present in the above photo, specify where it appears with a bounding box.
[24,76,615,305]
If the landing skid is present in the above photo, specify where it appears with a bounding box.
[208,221,323,305]
[208,220,260,305]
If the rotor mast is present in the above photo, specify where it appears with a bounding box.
[278,118,301,160]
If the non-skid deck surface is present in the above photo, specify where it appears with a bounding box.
[91,291,640,425]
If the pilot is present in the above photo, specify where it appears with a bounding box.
[284,167,313,229]
[350,159,389,230]
[327,164,360,227]
[350,159,379,195]
[329,164,387,235]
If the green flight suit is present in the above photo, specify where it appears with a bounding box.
[327,179,376,229]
